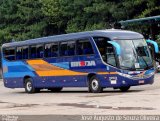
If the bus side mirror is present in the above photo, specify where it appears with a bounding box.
[146,39,159,53]
[107,41,121,56]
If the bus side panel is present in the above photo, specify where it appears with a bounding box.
[29,56,90,88]
[3,78,23,88]
[33,76,87,88]
[2,59,36,88]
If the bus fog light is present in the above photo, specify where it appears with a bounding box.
[110,80,117,84]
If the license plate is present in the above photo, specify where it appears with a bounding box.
[139,80,144,84]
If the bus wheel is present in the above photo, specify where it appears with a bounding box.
[24,78,36,94]
[89,76,103,93]
[119,86,130,92]
[49,87,63,92]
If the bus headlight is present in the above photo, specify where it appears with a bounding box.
[118,72,132,78]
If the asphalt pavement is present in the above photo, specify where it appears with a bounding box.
[0,74,160,115]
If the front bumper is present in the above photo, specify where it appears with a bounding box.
[99,73,155,88]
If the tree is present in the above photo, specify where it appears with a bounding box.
[0,0,160,44]
[0,0,46,44]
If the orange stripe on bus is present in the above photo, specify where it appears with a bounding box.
[27,59,118,77]
[97,72,117,75]
[36,70,87,76]
[27,60,47,65]
[27,59,88,76]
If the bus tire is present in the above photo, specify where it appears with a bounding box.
[119,86,130,92]
[49,87,63,92]
[89,76,103,93]
[24,78,36,94]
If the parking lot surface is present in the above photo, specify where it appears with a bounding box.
[0,74,160,115]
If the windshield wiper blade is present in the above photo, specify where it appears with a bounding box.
[137,50,149,69]
[120,65,135,71]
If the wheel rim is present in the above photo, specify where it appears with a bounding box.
[91,79,99,90]
[26,81,32,92]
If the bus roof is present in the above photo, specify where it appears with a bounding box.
[2,29,143,48]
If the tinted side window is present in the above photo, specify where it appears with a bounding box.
[30,44,44,59]
[51,44,58,57]
[22,46,29,59]
[45,44,51,58]
[77,39,94,55]
[30,46,36,59]
[94,37,108,55]
[60,42,68,56]
[16,47,23,59]
[37,45,44,58]
[94,37,117,67]
[67,41,75,56]
[45,43,58,58]
[4,48,15,60]
[16,46,29,60]
[60,41,76,56]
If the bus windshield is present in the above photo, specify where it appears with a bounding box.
[115,39,153,70]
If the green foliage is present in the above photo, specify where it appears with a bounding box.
[0,0,47,44]
[0,0,160,44]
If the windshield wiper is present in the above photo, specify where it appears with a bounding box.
[136,50,150,69]
[120,65,135,71]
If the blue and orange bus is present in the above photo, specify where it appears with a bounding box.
[1,29,159,93]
